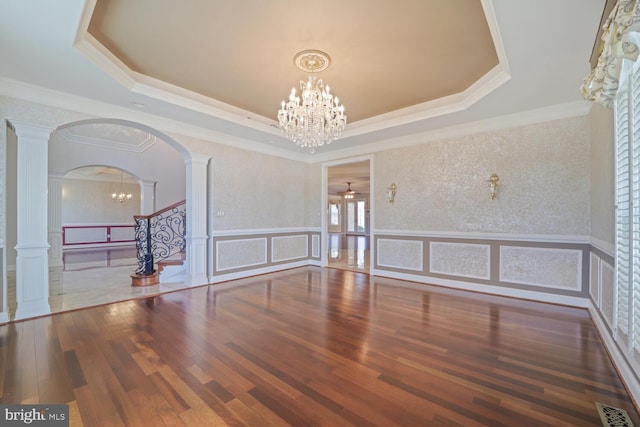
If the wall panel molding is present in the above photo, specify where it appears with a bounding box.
[430,241,490,280]
[272,235,308,262]
[376,238,423,271]
[374,232,590,300]
[212,229,321,277]
[499,246,582,291]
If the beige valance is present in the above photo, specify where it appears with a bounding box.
[582,0,640,107]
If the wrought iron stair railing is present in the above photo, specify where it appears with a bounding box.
[133,200,186,275]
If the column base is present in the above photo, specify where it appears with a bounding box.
[15,299,51,321]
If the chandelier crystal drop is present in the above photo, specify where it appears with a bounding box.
[277,50,347,153]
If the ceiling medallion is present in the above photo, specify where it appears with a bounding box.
[294,50,331,73]
[277,49,347,153]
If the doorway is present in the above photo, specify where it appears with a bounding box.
[325,158,372,273]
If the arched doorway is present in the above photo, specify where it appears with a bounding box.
[8,115,211,321]
[46,120,188,313]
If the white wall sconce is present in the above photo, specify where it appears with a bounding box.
[387,182,397,203]
[487,174,499,200]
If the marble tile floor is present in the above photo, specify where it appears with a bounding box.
[7,247,191,321]
[327,233,370,273]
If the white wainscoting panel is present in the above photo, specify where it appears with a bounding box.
[272,235,308,262]
[589,252,600,305]
[377,239,423,271]
[430,242,490,280]
[216,238,267,271]
[110,226,134,242]
[499,246,582,290]
[65,227,107,244]
[601,260,615,329]
[312,235,320,258]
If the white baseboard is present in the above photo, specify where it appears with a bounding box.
[371,269,589,307]
[589,302,640,409]
[209,260,313,284]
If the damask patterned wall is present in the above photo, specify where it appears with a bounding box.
[375,116,590,235]
[207,143,308,231]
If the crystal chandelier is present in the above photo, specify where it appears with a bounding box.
[112,172,132,203]
[278,50,347,153]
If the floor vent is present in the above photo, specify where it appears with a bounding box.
[596,402,635,427]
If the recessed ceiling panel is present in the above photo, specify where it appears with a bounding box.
[88,0,499,123]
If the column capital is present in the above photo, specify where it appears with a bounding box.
[9,120,56,140]
[48,171,66,180]
[184,152,211,166]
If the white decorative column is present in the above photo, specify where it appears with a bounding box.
[207,158,215,283]
[0,120,8,323]
[48,172,64,268]
[141,180,157,215]
[13,121,53,320]
[185,153,210,286]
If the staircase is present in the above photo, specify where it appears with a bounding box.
[130,200,186,286]
[156,251,187,283]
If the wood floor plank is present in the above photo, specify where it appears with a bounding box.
[1,266,639,426]
[68,400,84,427]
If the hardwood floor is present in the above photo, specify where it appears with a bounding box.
[0,266,637,426]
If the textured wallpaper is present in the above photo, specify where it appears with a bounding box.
[62,179,140,224]
[305,163,322,228]
[375,116,590,236]
[209,144,307,230]
[589,103,615,248]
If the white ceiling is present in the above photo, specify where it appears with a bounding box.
[0,1,604,167]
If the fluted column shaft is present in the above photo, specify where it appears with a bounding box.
[48,172,64,268]
[13,121,53,320]
[185,153,210,286]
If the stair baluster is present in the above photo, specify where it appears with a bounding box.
[133,200,186,276]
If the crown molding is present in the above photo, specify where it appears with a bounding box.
[344,64,511,138]
[73,2,279,134]
[74,26,511,145]
[72,0,513,146]
[56,127,158,153]
[0,77,309,162]
[0,75,591,166]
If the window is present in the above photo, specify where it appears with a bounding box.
[345,200,367,234]
[615,59,640,370]
[330,203,340,226]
